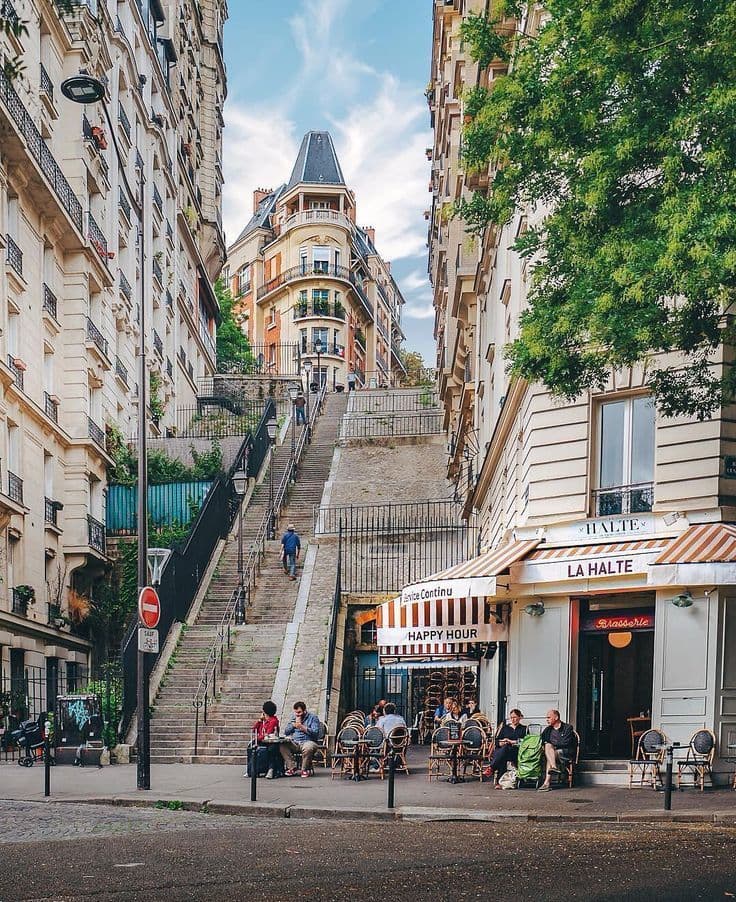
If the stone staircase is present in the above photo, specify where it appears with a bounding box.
[149,392,348,764]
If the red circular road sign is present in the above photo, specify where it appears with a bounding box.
[138,586,160,629]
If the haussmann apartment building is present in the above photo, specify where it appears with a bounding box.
[412,0,736,780]
[225,130,406,391]
[0,0,226,711]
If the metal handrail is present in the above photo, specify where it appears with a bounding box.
[191,382,328,754]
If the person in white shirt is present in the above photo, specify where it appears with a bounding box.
[376,702,406,735]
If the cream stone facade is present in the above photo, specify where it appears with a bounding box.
[428,0,736,775]
[0,0,226,696]
[226,131,406,390]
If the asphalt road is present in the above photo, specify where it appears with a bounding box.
[1,801,735,901]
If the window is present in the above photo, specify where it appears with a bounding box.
[312,246,330,273]
[596,396,655,515]
[300,328,307,353]
[360,620,377,644]
[236,264,250,296]
[312,327,328,352]
[312,289,329,315]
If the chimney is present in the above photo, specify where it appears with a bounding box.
[364,226,376,246]
[253,188,272,213]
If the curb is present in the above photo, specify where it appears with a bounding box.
[21,795,736,826]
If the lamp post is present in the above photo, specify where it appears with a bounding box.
[303,360,312,442]
[288,383,299,463]
[314,337,323,391]
[266,417,278,539]
[62,74,151,790]
[232,470,248,624]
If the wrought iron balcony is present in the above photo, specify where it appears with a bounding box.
[355,330,366,351]
[293,301,346,321]
[11,587,28,617]
[119,186,131,222]
[593,483,654,517]
[0,68,84,233]
[86,211,108,261]
[152,184,163,215]
[5,234,22,276]
[44,391,59,423]
[152,256,163,285]
[257,263,354,301]
[349,271,374,320]
[43,283,58,320]
[40,63,54,103]
[119,270,132,301]
[166,220,173,242]
[45,496,59,526]
[87,514,106,553]
[187,361,194,382]
[153,329,163,357]
[115,356,129,385]
[88,417,105,448]
[118,101,131,142]
[86,317,109,357]
[7,470,23,504]
[199,324,216,361]
[166,357,173,379]
[165,289,173,309]
[376,317,389,341]
[376,349,389,374]
[7,355,24,391]
[1,0,19,29]
[135,148,144,171]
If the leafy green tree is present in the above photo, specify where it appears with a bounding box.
[215,278,255,373]
[400,350,431,387]
[459,0,736,420]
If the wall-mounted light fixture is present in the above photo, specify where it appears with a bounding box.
[523,601,545,617]
[670,591,693,608]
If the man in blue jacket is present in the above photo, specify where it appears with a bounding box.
[281,524,301,580]
[280,701,321,777]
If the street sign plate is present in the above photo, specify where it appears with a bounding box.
[138,586,160,629]
[138,627,159,654]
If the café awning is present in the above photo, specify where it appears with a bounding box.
[649,523,736,586]
[399,537,541,605]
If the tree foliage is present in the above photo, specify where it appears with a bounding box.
[400,350,431,387]
[459,0,736,419]
[215,278,255,373]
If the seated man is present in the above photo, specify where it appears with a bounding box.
[280,701,321,778]
[376,702,406,736]
[538,709,577,791]
[434,696,453,728]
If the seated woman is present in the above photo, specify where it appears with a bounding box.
[489,709,527,787]
[246,700,280,779]
[441,698,465,725]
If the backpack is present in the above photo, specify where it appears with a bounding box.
[516,733,544,781]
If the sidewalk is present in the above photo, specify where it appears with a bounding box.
[2,760,735,824]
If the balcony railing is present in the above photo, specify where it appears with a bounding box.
[348,270,375,319]
[135,148,144,172]
[40,63,53,103]
[87,514,106,553]
[86,317,108,357]
[115,357,129,385]
[165,289,173,309]
[593,483,654,517]
[376,317,389,341]
[152,184,163,215]
[88,417,105,448]
[86,211,108,261]
[11,587,28,617]
[1,0,19,29]
[119,186,131,222]
[44,391,59,423]
[44,496,59,526]
[7,355,24,391]
[153,329,163,357]
[283,209,353,232]
[257,263,354,301]
[376,349,389,373]
[0,68,84,233]
[7,470,23,504]
[118,101,131,142]
[293,301,346,321]
[152,256,163,285]
[5,234,22,276]
[43,283,58,320]
[355,330,366,351]
[166,220,173,242]
[119,270,132,301]
[166,357,173,379]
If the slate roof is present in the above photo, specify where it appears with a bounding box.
[286,131,346,191]
[232,184,286,245]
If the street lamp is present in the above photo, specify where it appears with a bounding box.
[303,360,312,442]
[266,417,278,539]
[147,548,172,587]
[288,383,299,462]
[62,73,151,791]
[232,469,248,624]
[314,337,323,391]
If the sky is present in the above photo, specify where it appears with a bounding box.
[222,0,436,363]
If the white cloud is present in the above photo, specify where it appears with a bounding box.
[403,301,436,320]
[401,268,431,292]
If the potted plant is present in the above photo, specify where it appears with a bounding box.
[14,585,35,607]
[12,357,26,371]
[91,126,107,149]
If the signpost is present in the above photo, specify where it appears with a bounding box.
[138,586,160,629]
[137,586,160,791]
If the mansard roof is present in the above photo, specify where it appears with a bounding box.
[286,131,346,192]
[233,184,286,245]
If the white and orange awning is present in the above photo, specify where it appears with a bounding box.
[649,523,736,586]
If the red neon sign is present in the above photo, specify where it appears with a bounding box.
[580,611,654,632]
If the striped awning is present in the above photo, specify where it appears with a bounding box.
[399,538,540,605]
[377,595,508,664]
[655,523,736,564]
[527,538,666,562]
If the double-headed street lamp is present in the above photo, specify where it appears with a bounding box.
[61,73,151,790]
[232,469,248,624]
[266,416,278,539]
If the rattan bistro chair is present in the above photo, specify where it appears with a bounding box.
[363,726,387,778]
[677,729,716,791]
[331,725,362,780]
[384,726,411,776]
[628,728,667,789]
[460,724,486,781]
[428,726,454,780]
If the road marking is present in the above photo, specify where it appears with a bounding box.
[114,863,145,868]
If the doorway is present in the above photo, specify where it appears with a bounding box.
[576,601,654,759]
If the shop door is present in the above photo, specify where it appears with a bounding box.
[577,631,654,758]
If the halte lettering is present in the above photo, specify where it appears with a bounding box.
[567,558,635,578]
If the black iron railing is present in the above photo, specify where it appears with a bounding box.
[86,317,108,356]
[152,256,162,285]
[44,496,59,526]
[294,301,346,321]
[135,148,144,171]
[257,263,354,301]
[348,389,439,413]
[348,270,374,319]
[40,63,53,102]
[166,289,173,309]
[152,184,163,215]
[355,330,366,351]
[152,329,163,357]
[339,412,443,440]
[7,355,24,391]
[0,68,84,233]
[1,0,19,29]
[376,317,389,341]
[118,101,131,142]
[5,234,22,275]
[7,470,23,504]
[199,323,215,361]
[44,391,59,423]
[87,514,106,553]
[593,483,654,517]
[88,417,105,448]
[115,357,129,385]
[173,401,263,439]
[119,186,131,222]
[119,270,132,301]
[11,588,28,617]
[166,220,173,242]
[376,349,389,374]
[87,211,108,260]
[166,357,173,378]
[314,499,464,536]
[43,283,57,320]
[324,525,342,720]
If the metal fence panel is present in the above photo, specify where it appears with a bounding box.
[339,412,443,440]
[347,389,439,413]
[106,481,213,537]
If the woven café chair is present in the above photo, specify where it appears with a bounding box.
[460,724,486,781]
[677,729,716,791]
[384,726,411,776]
[628,728,667,789]
[331,725,362,780]
[311,721,330,769]
[428,726,454,781]
[362,726,387,778]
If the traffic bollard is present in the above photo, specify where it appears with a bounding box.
[44,733,51,798]
[250,750,258,802]
[663,742,680,811]
[387,752,396,809]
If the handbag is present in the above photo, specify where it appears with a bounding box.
[499,767,518,790]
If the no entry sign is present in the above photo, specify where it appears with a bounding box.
[138,586,160,629]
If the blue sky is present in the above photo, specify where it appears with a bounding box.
[222,0,436,362]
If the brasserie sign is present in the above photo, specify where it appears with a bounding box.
[580,611,655,632]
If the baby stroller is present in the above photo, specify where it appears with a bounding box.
[11,718,52,768]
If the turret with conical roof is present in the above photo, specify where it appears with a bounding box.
[286,131,346,191]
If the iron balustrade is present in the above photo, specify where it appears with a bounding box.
[593,483,654,516]
[257,263,354,301]
[115,357,129,385]
[166,357,173,379]
[1,0,19,28]
[86,211,108,261]
[339,412,443,440]
[135,148,144,172]
[191,386,327,753]
[5,234,22,276]
[119,270,132,301]
[354,365,366,385]
[348,389,439,413]
[376,317,389,341]
[44,496,58,526]
[7,470,23,504]
[87,514,106,553]
[376,349,389,374]
[324,526,342,719]
[43,283,58,320]
[152,184,163,215]
[86,317,109,357]
[153,329,163,357]
[166,220,173,242]
[118,101,131,142]
[11,588,28,617]
[88,417,105,448]
[314,499,464,536]
[39,63,53,103]
[0,69,84,233]
[199,324,216,361]
[118,186,131,222]
[174,401,263,439]
[0,661,97,736]
[188,361,194,382]
[355,330,366,351]
[44,392,59,423]
[165,289,173,309]
[348,270,374,319]
[293,301,346,321]
[7,355,24,391]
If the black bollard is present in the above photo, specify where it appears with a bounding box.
[250,747,258,802]
[387,752,396,809]
[663,742,679,811]
[44,737,51,798]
